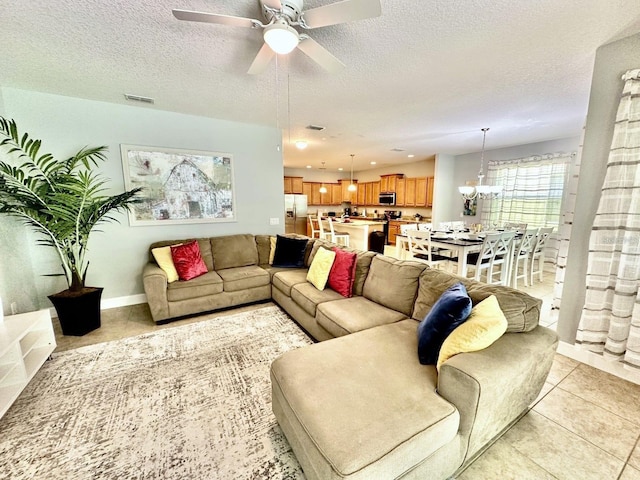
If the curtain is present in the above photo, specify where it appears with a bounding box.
[552,129,584,312]
[576,69,640,369]
[480,152,574,265]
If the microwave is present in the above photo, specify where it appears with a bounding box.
[379,192,396,205]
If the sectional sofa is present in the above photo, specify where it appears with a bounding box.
[142,233,558,480]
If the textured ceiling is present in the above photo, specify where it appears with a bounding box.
[1,0,640,172]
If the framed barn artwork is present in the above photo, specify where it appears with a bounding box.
[120,145,236,226]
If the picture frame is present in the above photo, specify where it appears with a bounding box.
[463,197,477,216]
[120,144,236,226]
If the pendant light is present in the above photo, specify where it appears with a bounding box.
[319,161,327,194]
[348,154,357,192]
[458,128,502,200]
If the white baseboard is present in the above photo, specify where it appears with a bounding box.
[557,341,640,386]
[48,293,147,318]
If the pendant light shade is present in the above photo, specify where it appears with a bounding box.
[348,154,357,192]
[319,161,327,194]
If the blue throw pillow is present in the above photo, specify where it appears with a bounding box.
[417,282,472,365]
[272,235,308,268]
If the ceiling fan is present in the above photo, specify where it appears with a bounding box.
[172,0,382,75]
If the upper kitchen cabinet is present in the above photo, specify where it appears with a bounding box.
[339,179,358,203]
[284,176,304,194]
[394,176,434,207]
[302,181,312,199]
[331,184,342,205]
[380,174,404,193]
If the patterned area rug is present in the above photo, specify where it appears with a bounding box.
[0,306,311,480]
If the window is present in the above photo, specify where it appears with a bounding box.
[481,153,573,229]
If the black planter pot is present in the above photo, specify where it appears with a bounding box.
[48,287,103,336]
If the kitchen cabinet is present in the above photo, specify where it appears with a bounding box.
[339,180,357,203]
[395,177,406,206]
[426,176,434,207]
[356,182,366,205]
[302,182,312,199]
[284,176,303,194]
[415,177,427,207]
[405,178,416,206]
[372,182,380,205]
[311,183,322,205]
[380,174,403,193]
[331,184,342,205]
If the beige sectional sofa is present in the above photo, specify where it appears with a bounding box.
[142,233,558,479]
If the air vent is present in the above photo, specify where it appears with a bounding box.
[306,124,326,131]
[390,148,405,152]
[124,94,155,104]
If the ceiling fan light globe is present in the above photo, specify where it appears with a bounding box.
[264,23,299,54]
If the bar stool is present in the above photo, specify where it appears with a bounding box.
[324,218,350,246]
[308,215,321,239]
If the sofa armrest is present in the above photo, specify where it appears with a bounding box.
[437,325,558,463]
[143,263,170,322]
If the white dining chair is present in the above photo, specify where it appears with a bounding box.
[400,223,418,235]
[511,227,538,288]
[467,231,516,285]
[417,223,432,231]
[529,227,554,284]
[406,230,452,269]
[326,218,350,246]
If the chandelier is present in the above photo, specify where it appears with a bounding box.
[458,128,502,200]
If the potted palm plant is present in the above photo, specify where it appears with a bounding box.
[0,117,142,335]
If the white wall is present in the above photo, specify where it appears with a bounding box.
[448,136,580,225]
[558,32,640,343]
[0,88,283,312]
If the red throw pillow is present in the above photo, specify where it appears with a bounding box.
[170,241,208,281]
[328,247,358,297]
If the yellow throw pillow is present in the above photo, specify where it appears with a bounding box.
[437,294,508,371]
[306,247,336,290]
[269,236,276,265]
[152,245,181,283]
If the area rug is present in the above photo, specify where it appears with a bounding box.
[0,305,312,480]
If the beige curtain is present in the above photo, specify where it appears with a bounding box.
[576,69,640,369]
[552,129,584,312]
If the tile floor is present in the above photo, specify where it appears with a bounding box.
[51,269,640,479]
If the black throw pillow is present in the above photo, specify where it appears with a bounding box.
[272,235,308,268]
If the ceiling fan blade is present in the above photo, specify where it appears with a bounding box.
[296,37,345,73]
[261,0,283,9]
[247,43,276,75]
[302,0,381,29]
[172,9,261,28]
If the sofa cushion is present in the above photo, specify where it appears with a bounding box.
[216,265,270,293]
[254,235,272,266]
[272,269,309,296]
[272,235,308,268]
[171,241,208,281]
[306,247,336,290]
[270,320,459,479]
[362,255,427,316]
[166,271,224,302]
[151,245,181,283]
[290,282,343,318]
[417,282,472,365]
[211,234,259,270]
[437,294,508,370]
[413,268,541,333]
[316,296,408,338]
[328,247,357,297]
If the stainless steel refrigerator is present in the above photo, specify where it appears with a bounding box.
[285,194,308,235]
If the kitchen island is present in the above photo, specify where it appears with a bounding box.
[331,219,386,251]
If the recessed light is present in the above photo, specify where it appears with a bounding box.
[295,140,308,150]
[306,165,312,169]
[338,167,343,171]
[408,154,415,158]
[370,161,376,165]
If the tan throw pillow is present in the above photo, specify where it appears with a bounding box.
[437,294,508,371]
[151,245,181,283]
[269,236,276,265]
[306,247,336,290]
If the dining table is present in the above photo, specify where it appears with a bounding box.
[395,232,486,277]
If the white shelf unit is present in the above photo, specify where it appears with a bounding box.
[0,310,56,418]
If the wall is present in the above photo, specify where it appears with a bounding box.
[446,136,580,225]
[0,88,283,313]
[557,32,640,343]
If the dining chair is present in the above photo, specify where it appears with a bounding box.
[308,215,321,239]
[467,231,516,285]
[400,223,418,235]
[511,227,539,289]
[417,223,433,231]
[504,222,528,231]
[529,226,554,284]
[406,230,452,269]
[326,218,350,246]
